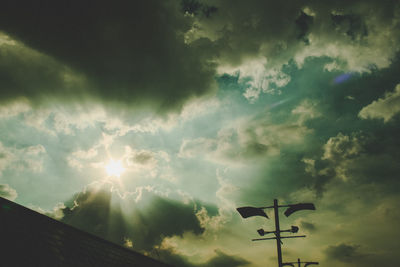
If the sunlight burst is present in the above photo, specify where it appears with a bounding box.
[105,160,125,177]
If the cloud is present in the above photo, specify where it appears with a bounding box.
[301,132,363,196]
[359,84,400,122]
[186,0,400,102]
[0,1,217,112]
[54,184,247,266]
[299,221,317,233]
[67,147,100,171]
[199,250,250,267]
[218,57,291,102]
[291,99,321,124]
[322,133,362,163]
[156,247,250,267]
[2,0,399,111]
[0,32,86,105]
[302,123,400,198]
[60,185,205,251]
[0,97,30,118]
[128,150,157,166]
[179,113,311,164]
[0,142,46,175]
[0,183,17,200]
[124,147,171,178]
[28,202,67,220]
[324,243,363,263]
[235,120,310,157]
[179,138,217,159]
[301,132,364,195]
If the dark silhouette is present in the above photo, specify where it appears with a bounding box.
[283,258,319,267]
[0,196,172,267]
[237,199,317,267]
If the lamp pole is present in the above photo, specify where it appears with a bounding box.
[236,199,316,267]
[274,199,283,267]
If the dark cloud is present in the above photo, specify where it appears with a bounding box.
[133,151,155,165]
[61,187,204,251]
[181,0,218,18]
[201,250,250,267]
[309,128,400,197]
[324,243,363,263]
[158,248,249,267]
[186,0,400,69]
[295,11,314,43]
[331,13,368,41]
[61,189,126,245]
[300,221,316,232]
[0,40,85,104]
[1,0,399,111]
[0,0,216,111]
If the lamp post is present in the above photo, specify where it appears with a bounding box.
[282,258,319,267]
[274,199,283,267]
[237,199,316,267]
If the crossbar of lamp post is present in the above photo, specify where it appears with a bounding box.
[258,205,291,209]
[252,235,306,241]
[282,258,319,267]
[259,229,298,235]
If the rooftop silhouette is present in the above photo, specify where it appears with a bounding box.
[0,196,172,267]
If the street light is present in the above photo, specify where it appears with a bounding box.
[236,199,316,267]
[283,258,319,267]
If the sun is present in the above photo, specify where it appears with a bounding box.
[105,160,125,177]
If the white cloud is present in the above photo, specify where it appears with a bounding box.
[67,157,84,171]
[180,97,221,121]
[27,202,66,220]
[302,158,317,177]
[178,138,217,159]
[322,133,362,162]
[292,99,321,124]
[0,183,17,200]
[67,146,100,171]
[218,57,289,102]
[0,97,31,118]
[23,107,54,135]
[0,143,14,175]
[193,169,238,234]
[359,84,400,122]
[0,142,46,175]
[305,133,363,182]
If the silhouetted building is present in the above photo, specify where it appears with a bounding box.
[0,196,172,267]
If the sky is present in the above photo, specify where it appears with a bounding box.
[0,0,400,266]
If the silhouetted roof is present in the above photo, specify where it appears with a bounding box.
[0,196,172,267]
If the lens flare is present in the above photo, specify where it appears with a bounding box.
[334,73,352,84]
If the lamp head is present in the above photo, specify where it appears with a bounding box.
[290,226,299,233]
[236,207,268,219]
[257,229,265,236]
